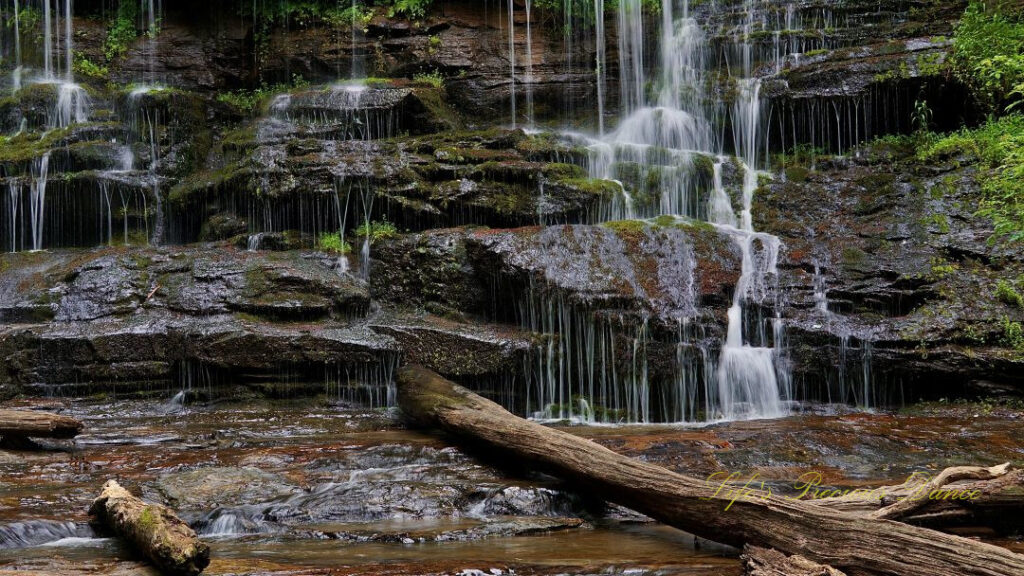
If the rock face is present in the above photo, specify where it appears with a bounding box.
[0,246,531,397]
[3,0,1021,413]
[755,139,1024,397]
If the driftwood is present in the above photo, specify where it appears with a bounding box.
[0,408,83,439]
[742,545,847,576]
[396,365,1024,576]
[89,480,210,576]
[814,463,1023,531]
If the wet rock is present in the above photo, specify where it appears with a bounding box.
[466,222,741,324]
[157,466,297,509]
[754,139,1024,395]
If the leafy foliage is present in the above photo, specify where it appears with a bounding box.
[73,53,109,80]
[216,75,310,115]
[104,0,138,62]
[318,232,352,254]
[918,115,1024,241]
[952,2,1024,112]
[354,220,398,242]
[995,278,1024,307]
[413,70,444,88]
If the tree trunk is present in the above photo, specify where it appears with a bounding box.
[396,365,1024,576]
[0,408,83,439]
[89,480,210,576]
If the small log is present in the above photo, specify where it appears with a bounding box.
[742,545,847,576]
[0,408,83,439]
[89,480,210,576]
[396,365,1024,576]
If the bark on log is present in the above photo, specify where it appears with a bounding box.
[742,545,847,576]
[814,464,1023,529]
[396,365,1024,576]
[0,409,83,439]
[89,480,210,576]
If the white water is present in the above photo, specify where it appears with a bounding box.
[29,152,51,251]
[511,0,804,422]
[11,0,22,91]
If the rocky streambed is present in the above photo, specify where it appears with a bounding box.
[0,397,1022,575]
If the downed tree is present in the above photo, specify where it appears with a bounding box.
[89,480,210,576]
[815,464,1024,531]
[396,365,1024,576]
[0,408,83,439]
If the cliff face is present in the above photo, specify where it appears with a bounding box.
[0,0,1020,415]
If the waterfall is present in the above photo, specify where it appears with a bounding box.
[43,0,52,77]
[6,183,20,252]
[593,0,606,135]
[63,0,72,80]
[616,0,644,114]
[11,0,22,91]
[524,0,534,127]
[52,81,90,129]
[507,0,517,126]
[716,230,785,420]
[520,0,803,422]
[142,0,160,85]
[350,0,363,79]
[30,153,51,251]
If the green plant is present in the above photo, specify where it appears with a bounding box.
[413,70,444,88]
[1001,317,1024,350]
[385,0,433,19]
[995,279,1024,307]
[354,220,398,242]
[216,74,309,115]
[318,232,351,254]
[917,115,1024,241]
[105,0,138,62]
[951,2,1024,112]
[912,98,933,134]
[73,53,108,80]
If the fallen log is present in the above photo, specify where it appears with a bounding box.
[396,365,1024,576]
[814,465,1024,532]
[742,546,847,576]
[89,480,210,576]
[0,408,83,439]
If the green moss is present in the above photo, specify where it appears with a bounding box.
[0,128,68,165]
[602,220,648,242]
[544,163,586,180]
[556,177,619,198]
[691,153,715,181]
[138,506,157,533]
[785,166,810,182]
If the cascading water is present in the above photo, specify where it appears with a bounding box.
[29,152,51,251]
[511,0,813,423]
[507,0,517,126]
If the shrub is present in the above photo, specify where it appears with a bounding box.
[1001,317,1024,350]
[917,115,1024,241]
[319,232,351,254]
[952,2,1024,112]
[354,220,398,242]
[413,70,444,88]
[995,279,1024,307]
[105,0,138,62]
